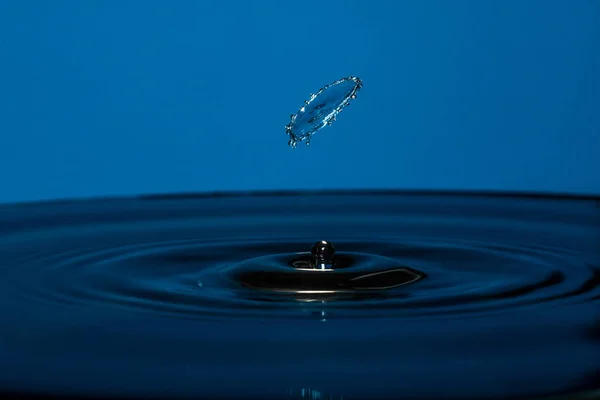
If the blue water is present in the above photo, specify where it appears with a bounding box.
[0,191,598,399]
[286,77,362,148]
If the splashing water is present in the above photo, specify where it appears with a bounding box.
[285,76,362,148]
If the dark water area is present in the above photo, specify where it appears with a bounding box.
[0,190,598,400]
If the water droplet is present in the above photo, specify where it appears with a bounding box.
[285,76,362,148]
[310,240,336,268]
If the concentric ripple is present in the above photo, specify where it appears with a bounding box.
[6,237,598,321]
[0,191,598,400]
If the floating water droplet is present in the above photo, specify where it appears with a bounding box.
[285,76,362,148]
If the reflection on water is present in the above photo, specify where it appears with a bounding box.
[287,388,344,400]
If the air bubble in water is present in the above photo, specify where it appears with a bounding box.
[285,76,362,148]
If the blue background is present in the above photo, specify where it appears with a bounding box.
[1,0,598,204]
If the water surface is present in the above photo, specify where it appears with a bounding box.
[0,190,598,399]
